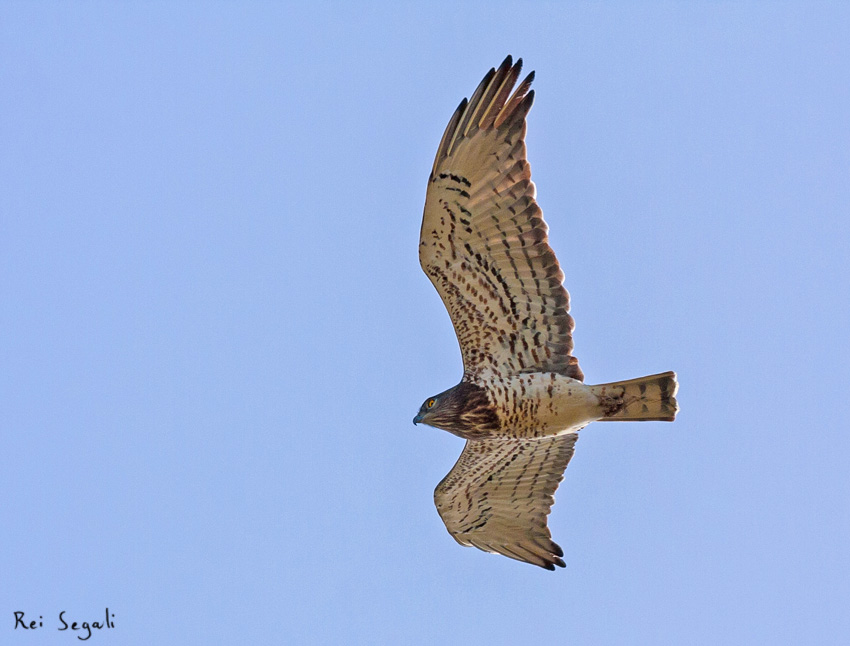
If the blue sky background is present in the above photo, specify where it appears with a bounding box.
[2,3,849,644]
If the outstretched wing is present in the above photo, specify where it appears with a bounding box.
[420,56,582,381]
[434,434,578,570]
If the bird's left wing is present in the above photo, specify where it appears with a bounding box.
[420,56,582,381]
[434,433,578,570]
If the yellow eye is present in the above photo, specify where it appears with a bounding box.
[427,398,436,409]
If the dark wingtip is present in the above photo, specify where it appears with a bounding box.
[514,58,523,78]
[522,89,536,114]
[500,54,513,69]
[541,557,566,570]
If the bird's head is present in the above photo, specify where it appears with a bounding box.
[412,382,500,439]
[413,394,441,427]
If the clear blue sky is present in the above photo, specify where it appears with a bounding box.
[2,3,849,644]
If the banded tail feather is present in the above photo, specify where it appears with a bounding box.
[592,371,679,422]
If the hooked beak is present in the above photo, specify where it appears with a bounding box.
[413,413,424,425]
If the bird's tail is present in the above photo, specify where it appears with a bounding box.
[591,371,679,422]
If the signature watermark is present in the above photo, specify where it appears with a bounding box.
[13,609,115,641]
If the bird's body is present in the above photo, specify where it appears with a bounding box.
[422,369,677,441]
[414,56,679,570]
[477,371,602,439]
[428,372,601,440]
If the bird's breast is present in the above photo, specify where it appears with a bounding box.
[485,372,603,438]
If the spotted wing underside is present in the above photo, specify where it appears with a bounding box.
[420,56,582,381]
[434,433,578,570]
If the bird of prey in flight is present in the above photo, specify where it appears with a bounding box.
[414,56,678,570]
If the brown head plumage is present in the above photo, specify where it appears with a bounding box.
[413,382,499,440]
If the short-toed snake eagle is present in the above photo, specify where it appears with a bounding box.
[414,56,679,570]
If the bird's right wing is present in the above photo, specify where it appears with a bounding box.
[434,433,578,570]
